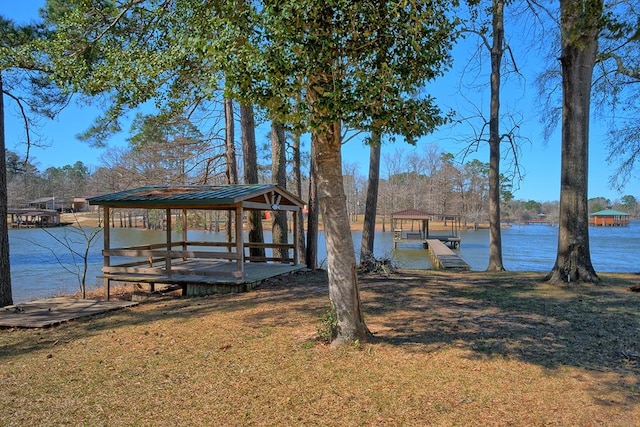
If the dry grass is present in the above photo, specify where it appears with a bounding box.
[1,270,639,426]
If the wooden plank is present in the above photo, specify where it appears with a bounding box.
[104,249,240,260]
[426,239,470,271]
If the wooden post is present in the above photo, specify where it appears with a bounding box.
[182,208,188,260]
[103,207,111,301]
[292,209,299,265]
[166,208,172,276]
[235,205,244,278]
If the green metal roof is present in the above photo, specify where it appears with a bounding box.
[590,209,629,216]
[87,184,304,209]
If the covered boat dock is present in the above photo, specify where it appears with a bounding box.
[87,184,305,300]
[391,208,461,249]
[589,209,630,227]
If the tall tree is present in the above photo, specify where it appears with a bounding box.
[1,17,57,307]
[257,1,458,344]
[0,71,11,307]
[290,124,306,265]
[460,0,528,270]
[223,95,237,241]
[546,0,601,284]
[305,135,319,270]
[240,103,266,258]
[270,122,288,259]
[486,0,506,271]
[43,0,458,343]
[359,132,381,268]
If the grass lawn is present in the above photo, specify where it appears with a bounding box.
[1,270,639,426]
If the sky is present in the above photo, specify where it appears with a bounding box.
[2,1,638,203]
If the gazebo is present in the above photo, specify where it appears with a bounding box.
[87,184,305,299]
[589,209,630,227]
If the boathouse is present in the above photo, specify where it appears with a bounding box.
[589,209,630,227]
[87,184,305,300]
[391,208,461,248]
[7,208,61,228]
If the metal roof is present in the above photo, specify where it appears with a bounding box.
[590,209,629,216]
[87,184,305,210]
[392,209,460,220]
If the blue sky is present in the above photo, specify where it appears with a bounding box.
[2,1,637,203]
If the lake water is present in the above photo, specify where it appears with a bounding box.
[8,221,640,303]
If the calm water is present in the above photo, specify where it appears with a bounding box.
[8,221,640,303]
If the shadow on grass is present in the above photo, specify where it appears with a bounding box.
[0,270,330,359]
[360,270,640,377]
[2,268,639,387]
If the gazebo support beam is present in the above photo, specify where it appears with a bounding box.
[103,207,111,301]
[235,205,244,277]
[166,208,172,276]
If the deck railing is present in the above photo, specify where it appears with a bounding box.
[103,240,295,275]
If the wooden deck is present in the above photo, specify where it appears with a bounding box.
[0,298,138,328]
[393,233,461,249]
[101,261,305,296]
[426,239,470,271]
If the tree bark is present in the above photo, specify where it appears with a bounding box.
[240,103,265,259]
[305,134,319,270]
[224,95,237,247]
[360,131,381,267]
[309,81,370,344]
[0,73,14,307]
[487,0,505,271]
[291,129,306,265]
[225,97,238,185]
[270,122,288,259]
[547,0,601,284]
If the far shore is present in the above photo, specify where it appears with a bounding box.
[61,212,486,233]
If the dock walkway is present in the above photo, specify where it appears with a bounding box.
[426,239,470,271]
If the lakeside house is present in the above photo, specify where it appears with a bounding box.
[589,209,630,227]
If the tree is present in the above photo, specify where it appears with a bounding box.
[43,0,458,344]
[240,103,266,259]
[256,1,458,344]
[270,122,288,259]
[38,219,102,298]
[359,132,381,268]
[459,0,529,270]
[1,17,57,307]
[620,195,637,214]
[0,71,11,307]
[486,0,506,271]
[127,114,208,184]
[546,0,601,284]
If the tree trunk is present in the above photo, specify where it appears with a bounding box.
[270,122,288,259]
[291,129,306,265]
[547,0,601,284]
[487,0,505,271]
[0,73,13,307]
[240,103,265,258]
[224,95,237,247]
[309,84,370,344]
[225,97,238,185]
[305,135,319,270]
[360,131,381,267]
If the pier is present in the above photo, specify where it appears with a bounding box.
[425,239,470,271]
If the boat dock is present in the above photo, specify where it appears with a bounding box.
[425,239,470,271]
